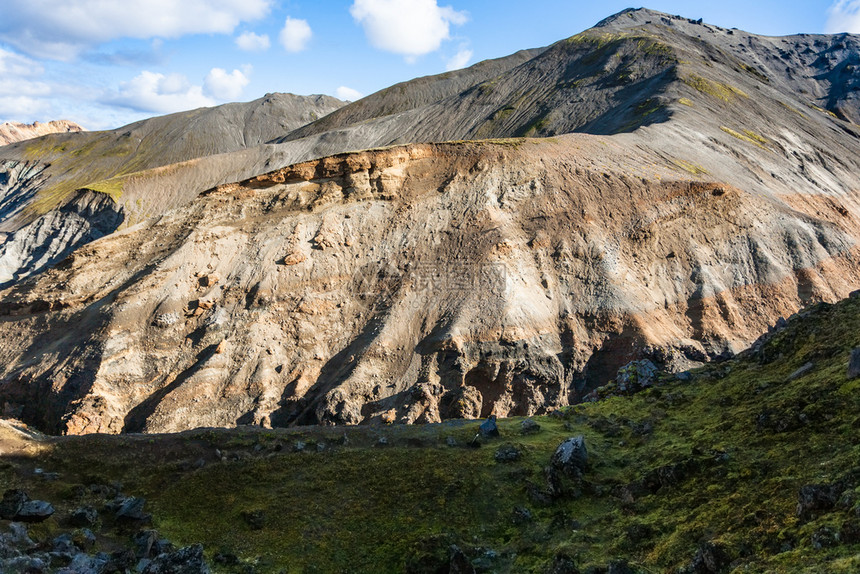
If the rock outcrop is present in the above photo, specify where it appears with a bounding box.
[0,120,83,146]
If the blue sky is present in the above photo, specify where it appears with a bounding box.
[0,0,857,131]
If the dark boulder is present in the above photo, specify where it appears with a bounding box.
[551,436,588,478]
[689,541,731,573]
[811,526,839,549]
[494,444,521,463]
[521,419,541,434]
[546,553,579,574]
[616,360,658,392]
[849,348,860,379]
[796,483,840,520]
[113,496,151,523]
[16,500,55,523]
[69,506,98,528]
[479,415,499,438]
[448,545,475,574]
[141,544,211,574]
[0,489,29,520]
[607,560,635,574]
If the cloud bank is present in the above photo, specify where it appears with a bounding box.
[350,0,467,59]
[826,0,860,32]
[0,0,272,60]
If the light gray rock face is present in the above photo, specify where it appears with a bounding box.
[0,190,123,288]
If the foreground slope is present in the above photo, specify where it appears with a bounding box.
[1,293,859,572]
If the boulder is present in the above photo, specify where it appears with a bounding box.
[689,541,730,573]
[113,496,151,523]
[15,500,55,523]
[0,489,29,520]
[480,415,499,438]
[69,506,98,528]
[495,444,521,463]
[616,360,658,392]
[141,544,211,574]
[848,348,860,379]
[551,436,588,478]
[521,418,541,434]
[796,483,840,520]
[546,553,579,574]
[448,545,475,574]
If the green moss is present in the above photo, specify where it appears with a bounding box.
[678,97,695,107]
[808,103,839,119]
[670,159,709,175]
[721,126,771,150]
[683,74,749,102]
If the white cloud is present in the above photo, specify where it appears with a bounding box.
[204,67,251,101]
[279,17,312,52]
[335,86,363,101]
[107,71,215,114]
[826,0,860,32]
[0,0,272,60]
[236,31,270,51]
[0,96,50,121]
[445,48,472,71]
[350,0,467,59]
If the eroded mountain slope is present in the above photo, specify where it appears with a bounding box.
[2,133,859,434]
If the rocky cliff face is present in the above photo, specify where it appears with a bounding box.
[2,132,858,434]
[0,8,859,434]
[0,120,84,146]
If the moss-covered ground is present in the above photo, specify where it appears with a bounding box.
[2,296,860,572]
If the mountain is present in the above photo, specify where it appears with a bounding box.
[0,93,345,286]
[1,8,859,434]
[1,291,859,572]
[0,120,84,146]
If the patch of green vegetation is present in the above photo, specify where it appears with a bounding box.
[779,101,808,118]
[683,74,749,102]
[737,63,771,84]
[4,297,860,572]
[670,159,709,175]
[720,126,771,150]
[678,97,695,107]
[808,103,839,119]
[84,177,125,201]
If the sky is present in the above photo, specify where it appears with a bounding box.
[0,0,858,131]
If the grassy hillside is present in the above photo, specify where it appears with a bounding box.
[2,294,860,573]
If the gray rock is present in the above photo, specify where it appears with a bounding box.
[480,415,499,438]
[114,496,151,523]
[848,348,860,379]
[0,489,28,520]
[546,553,579,574]
[616,360,659,392]
[141,544,211,574]
[521,418,541,434]
[15,500,55,523]
[448,545,475,574]
[551,436,588,478]
[494,444,521,463]
[446,436,457,447]
[689,541,730,573]
[69,506,98,527]
[797,483,840,520]
[786,361,814,381]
